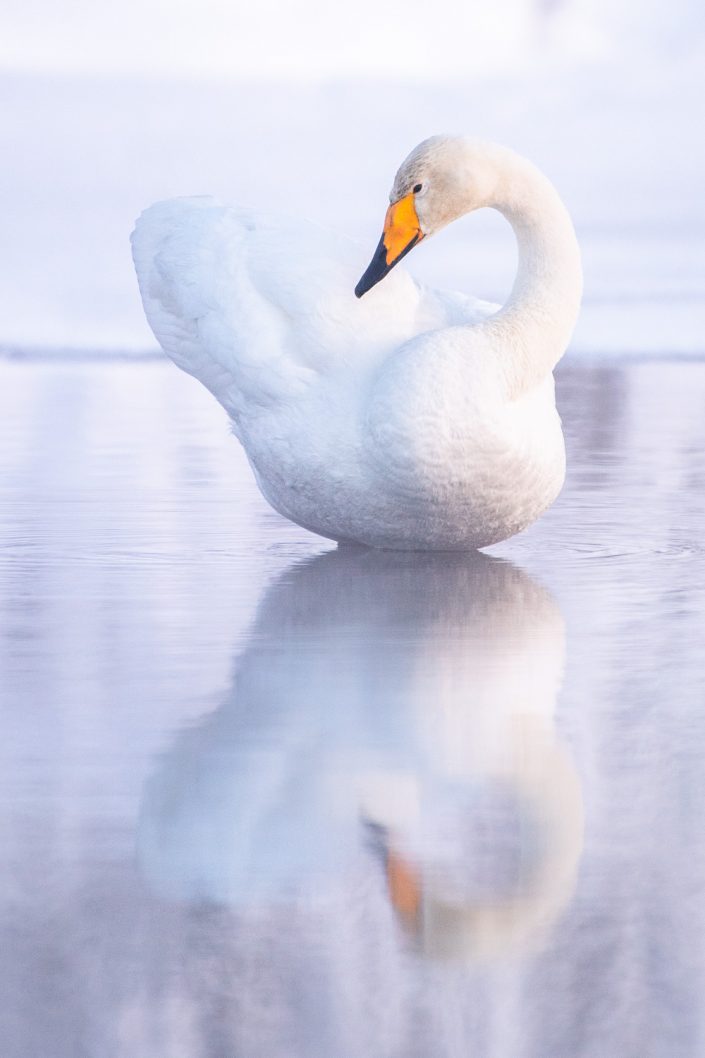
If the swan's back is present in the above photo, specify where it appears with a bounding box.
[131,198,494,424]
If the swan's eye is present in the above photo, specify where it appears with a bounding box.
[413,183,423,194]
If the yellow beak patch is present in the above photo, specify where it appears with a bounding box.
[355,191,424,298]
[383,192,424,266]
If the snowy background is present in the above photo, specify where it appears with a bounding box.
[0,0,703,355]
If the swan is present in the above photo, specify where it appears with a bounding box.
[132,136,582,549]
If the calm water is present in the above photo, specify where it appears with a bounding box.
[1,357,704,1057]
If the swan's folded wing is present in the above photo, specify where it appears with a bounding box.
[131,197,322,425]
[131,198,424,427]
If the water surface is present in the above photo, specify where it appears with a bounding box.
[1,357,704,1057]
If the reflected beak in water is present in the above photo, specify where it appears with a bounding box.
[355,192,424,298]
[386,846,422,927]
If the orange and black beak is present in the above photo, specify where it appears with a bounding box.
[355,192,424,298]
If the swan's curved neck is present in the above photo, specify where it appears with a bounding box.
[479,152,582,396]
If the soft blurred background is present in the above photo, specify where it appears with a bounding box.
[1,0,703,355]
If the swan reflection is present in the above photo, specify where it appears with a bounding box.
[139,549,583,959]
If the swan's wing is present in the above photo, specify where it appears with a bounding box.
[131,197,423,427]
[131,197,316,422]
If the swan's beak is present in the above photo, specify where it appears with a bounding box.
[355,193,424,298]
[386,846,422,928]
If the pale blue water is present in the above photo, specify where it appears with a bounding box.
[1,357,704,1057]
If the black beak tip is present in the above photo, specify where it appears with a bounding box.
[354,232,421,299]
[354,236,389,299]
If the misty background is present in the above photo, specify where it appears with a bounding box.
[0,0,703,355]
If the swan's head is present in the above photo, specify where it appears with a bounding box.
[355,135,499,298]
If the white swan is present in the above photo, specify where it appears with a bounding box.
[132,136,582,549]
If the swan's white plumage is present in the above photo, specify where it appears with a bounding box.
[132,138,580,549]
